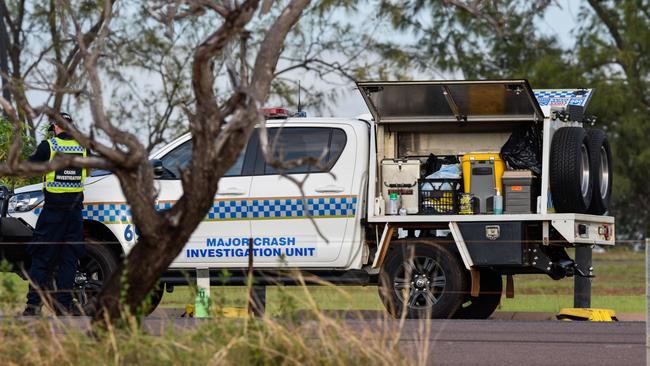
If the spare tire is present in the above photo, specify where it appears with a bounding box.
[586,129,612,215]
[550,127,592,213]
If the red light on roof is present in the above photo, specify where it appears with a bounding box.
[262,107,289,119]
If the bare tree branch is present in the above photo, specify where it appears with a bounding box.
[586,0,625,51]
[442,0,505,36]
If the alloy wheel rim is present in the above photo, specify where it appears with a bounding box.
[394,256,446,310]
[73,256,105,307]
[599,146,609,199]
[580,144,590,198]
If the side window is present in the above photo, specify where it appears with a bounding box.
[224,148,246,177]
[161,140,247,178]
[263,127,347,174]
[161,141,192,178]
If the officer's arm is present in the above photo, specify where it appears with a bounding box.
[28,141,50,163]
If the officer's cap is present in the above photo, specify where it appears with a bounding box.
[49,112,74,131]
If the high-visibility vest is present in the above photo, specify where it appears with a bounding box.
[43,137,87,193]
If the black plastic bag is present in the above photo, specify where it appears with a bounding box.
[421,153,441,178]
[500,124,542,175]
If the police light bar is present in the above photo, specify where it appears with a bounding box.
[262,107,290,119]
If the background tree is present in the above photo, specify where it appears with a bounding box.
[0,0,117,140]
[0,0,415,324]
[0,0,312,324]
[574,0,650,238]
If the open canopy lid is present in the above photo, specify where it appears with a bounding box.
[356,79,544,124]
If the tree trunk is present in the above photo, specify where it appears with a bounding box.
[93,234,182,322]
[0,3,11,103]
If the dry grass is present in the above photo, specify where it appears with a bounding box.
[0,272,432,366]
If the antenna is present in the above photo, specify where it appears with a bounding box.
[295,81,306,117]
[297,80,301,113]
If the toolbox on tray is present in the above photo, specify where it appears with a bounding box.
[381,159,421,214]
[418,178,462,215]
[461,153,505,213]
[502,170,538,214]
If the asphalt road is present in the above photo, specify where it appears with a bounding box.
[365,319,645,366]
[106,316,650,366]
[4,312,645,366]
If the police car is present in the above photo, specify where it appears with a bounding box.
[0,80,615,318]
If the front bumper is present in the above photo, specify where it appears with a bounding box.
[0,188,34,269]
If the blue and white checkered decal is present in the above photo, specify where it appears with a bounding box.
[533,89,593,107]
[49,138,85,152]
[34,195,358,224]
[207,196,357,220]
[84,203,131,223]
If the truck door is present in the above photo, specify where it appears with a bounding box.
[248,125,358,267]
[154,138,256,266]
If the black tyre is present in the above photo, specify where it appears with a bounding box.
[73,241,118,315]
[73,240,164,316]
[378,241,466,319]
[550,127,593,213]
[453,270,502,319]
[586,129,612,215]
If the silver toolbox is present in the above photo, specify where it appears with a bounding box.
[381,159,420,214]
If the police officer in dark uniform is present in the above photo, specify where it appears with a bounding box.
[23,112,87,316]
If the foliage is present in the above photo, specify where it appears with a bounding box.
[0,118,37,188]
[572,0,650,238]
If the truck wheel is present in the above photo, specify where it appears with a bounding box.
[74,241,118,315]
[586,129,612,215]
[550,127,592,213]
[74,240,164,316]
[453,270,502,319]
[378,242,466,319]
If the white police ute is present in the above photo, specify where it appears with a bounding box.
[0,80,615,319]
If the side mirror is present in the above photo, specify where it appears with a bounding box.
[150,159,165,179]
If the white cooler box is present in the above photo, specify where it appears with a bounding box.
[381,159,421,214]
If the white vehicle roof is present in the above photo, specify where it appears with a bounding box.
[152,117,369,160]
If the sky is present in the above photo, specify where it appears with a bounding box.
[328,0,584,118]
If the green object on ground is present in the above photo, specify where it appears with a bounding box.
[194,288,209,318]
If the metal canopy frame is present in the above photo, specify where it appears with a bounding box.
[356,79,545,125]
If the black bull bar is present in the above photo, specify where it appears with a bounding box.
[0,187,35,269]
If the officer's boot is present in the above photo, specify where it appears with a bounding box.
[22,304,42,316]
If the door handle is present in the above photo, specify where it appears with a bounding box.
[315,185,345,193]
[217,188,246,196]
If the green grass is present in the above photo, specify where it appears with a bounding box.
[160,287,645,315]
[2,248,645,315]
[499,294,644,313]
[160,253,645,314]
[159,248,646,314]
